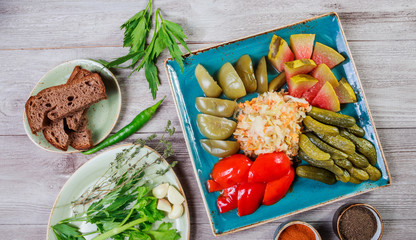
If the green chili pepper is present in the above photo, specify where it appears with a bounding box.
[82,96,165,155]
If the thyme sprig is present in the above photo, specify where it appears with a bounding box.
[72,120,176,208]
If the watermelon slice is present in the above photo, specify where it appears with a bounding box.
[302,81,324,103]
[312,42,345,69]
[303,63,340,103]
[311,64,339,88]
[335,78,357,103]
[290,34,315,60]
[312,81,340,112]
[268,35,294,72]
[284,59,316,83]
[288,74,318,98]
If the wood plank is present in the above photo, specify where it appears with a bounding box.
[1,0,415,49]
[1,40,415,137]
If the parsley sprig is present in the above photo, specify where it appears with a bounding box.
[98,0,191,99]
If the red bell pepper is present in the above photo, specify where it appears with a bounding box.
[237,182,266,216]
[262,167,295,205]
[212,154,252,188]
[248,152,291,183]
[217,185,238,213]
[207,179,222,192]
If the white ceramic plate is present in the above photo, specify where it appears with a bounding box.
[47,144,190,240]
[23,59,122,153]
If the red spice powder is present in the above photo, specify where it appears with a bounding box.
[278,224,316,240]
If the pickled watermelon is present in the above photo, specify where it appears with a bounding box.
[288,74,318,98]
[335,78,357,103]
[290,34,315,60]
[268,35,294,72]
[311,81,340,112]
[312,42,345,69]
[284,59,316,83]
[302,63,340,103]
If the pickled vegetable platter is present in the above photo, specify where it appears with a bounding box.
[164,12,390,235]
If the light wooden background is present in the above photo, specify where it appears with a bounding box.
[1,0,415,239]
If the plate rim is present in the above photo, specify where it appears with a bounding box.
[163,12,391,236]
[46,143,191,240]
[22,59,122,153]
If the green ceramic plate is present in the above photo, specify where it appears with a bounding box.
[23,59,122,153]
[46,144,190,240]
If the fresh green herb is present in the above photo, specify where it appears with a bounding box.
[52,121,179,240]
[82,96,165,155]
[99,0,191,99]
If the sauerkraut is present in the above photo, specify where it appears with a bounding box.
[234,91,310,157]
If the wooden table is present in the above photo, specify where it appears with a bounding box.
[1,1,415,239]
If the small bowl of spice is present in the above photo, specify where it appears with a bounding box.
[334,203,383,240]
[274,221,322,240]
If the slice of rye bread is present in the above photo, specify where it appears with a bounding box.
[69,110,93,150]
[42,66,80,150]
[66,68,92,130]
[42,67,94,151]
[42,119,70,151]
[25,73,107,134]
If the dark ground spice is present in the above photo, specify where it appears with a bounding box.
[339,206,377,240]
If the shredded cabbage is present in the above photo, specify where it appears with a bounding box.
[234,91,310,157]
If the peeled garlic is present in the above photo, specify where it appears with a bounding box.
[167,185,185,205]
[168,204,184,219]
[157,199,172,213]
[152,183,169,199]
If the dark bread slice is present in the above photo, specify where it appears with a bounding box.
[66,68,92,130]
[67,66,81,82]
[69,110,93,150]
[42,66,80,149]
[25,73,107,133]
[42,119,70,151]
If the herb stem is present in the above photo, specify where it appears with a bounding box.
[92,216,149,240]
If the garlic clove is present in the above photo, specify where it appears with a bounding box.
[167,185,185,205]
[152,183,170,199]
[168,204,184,219]
[157,199,172,213]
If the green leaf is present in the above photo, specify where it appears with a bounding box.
[144,60,160,99]
[121,10,145,30]
[146,222,181,240]
[163,27,184,71]
[51,223,86,240]
[105,51,144,69]
[164,20,191,54]
[131,18,148,52]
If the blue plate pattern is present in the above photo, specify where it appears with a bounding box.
[164,12,391,235]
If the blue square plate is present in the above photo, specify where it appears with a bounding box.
[164,12,391,236]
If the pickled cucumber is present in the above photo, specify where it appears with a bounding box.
[305,133,348,160]
[298,150,346,178]
[348,176,363,184]
[340,129,377,166]
[336,170,351,183]
[200,139,240,158]
[307,106,356,128]
[345,124,365,137]
[334,159,369,181]
[303,116,339,136]
[347,152,370,169]
[299,134,330,161]
[296,165,336,185]
[298,150,334,168]
[364,165,382,181]
[314,132,356,154]
[268,72,286,92]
